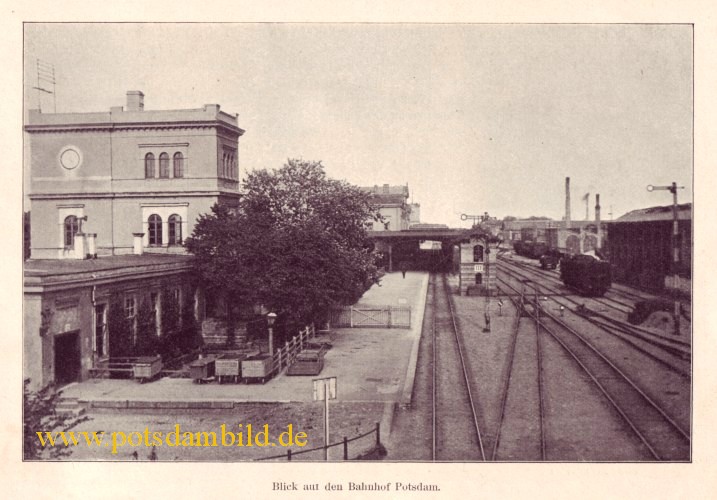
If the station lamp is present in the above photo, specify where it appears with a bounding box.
[267,312,277,356]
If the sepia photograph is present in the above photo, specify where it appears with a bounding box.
[6,3,716,496]
[20,22,694,466]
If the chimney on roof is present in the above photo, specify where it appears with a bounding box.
[126,91,144,111]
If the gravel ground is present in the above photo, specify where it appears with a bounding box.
[48,402,384,462]
[493,315,542,460]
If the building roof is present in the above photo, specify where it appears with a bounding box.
[25,103,244,136]
[615,203,692,223]
[502,219,556,230]
[24,254,195,291]
[502,219,605,231]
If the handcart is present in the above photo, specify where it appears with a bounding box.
[241,355,273,384]
[133,356,163,384]
[189,356,216,384]
[215,355,242,384]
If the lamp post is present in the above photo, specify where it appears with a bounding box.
[646,182,684,335]
[267,312,277,356]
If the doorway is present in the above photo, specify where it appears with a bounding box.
[54,331,81,385]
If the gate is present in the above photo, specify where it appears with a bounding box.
[329,306,411,329]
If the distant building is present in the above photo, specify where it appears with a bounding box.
[606,203,691,293]
[361,184,412,231]
[24,91,244,388]
[408,203,421,225]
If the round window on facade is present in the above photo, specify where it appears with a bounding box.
[59,146,83,170]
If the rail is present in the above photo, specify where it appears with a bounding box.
[270,324,317,376]
[497,260,691,376]
[432,273,486,461]
[255,422,382,461]
[499,275,690,461]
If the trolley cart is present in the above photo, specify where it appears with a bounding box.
[286,351,325,376]
[133,356,163,384]
[241,355,273,384]
[189,357,216,384]
[215,355,242,384]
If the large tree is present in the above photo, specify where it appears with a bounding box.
[185,159,381,327]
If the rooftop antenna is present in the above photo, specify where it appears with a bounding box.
[32,59,56,113]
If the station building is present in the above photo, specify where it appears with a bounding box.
[23,91,244,388]
[361,184,413,231]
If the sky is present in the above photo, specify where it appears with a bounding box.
[23,23,693,226]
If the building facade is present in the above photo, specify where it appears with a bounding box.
[458,232,498,296]
[26,91,244,259]
[361,184,412,231]
[606,204,691,294]
[24,92,243,388]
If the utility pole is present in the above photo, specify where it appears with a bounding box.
[647,182,685,335]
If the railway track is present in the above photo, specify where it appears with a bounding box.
[431,273,486,461]
[498,277,691,461]
[497,259,691,375]
[498,258,692,353]
[500,254,692,323]
[490,286,546,461]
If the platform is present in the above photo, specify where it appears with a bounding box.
[61,271,429,409]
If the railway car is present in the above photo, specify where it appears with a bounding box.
[513,240,548,259]
[559,254,611,296]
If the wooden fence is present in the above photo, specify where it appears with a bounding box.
[271,324,316,375]
[328,306,411,329]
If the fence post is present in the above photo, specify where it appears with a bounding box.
[287,449,292,461]
[343,437,348,460]
[350,307,354,328]
[376,422,381,446]
[388,307,392,328]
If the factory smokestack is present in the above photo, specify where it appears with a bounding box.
[595,194,601,224]
[595,193,602,251]
[565,177,571,228]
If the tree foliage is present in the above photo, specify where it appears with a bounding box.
[135,298,159,356]
[23,379,90,460]
[107,294,132,357]
[186,159,381,325]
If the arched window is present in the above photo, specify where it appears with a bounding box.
[168,214,182,245]
[144,153,155,178]
[148,215,162,246]
[64,215,79,247]
[173,152,184,178]
[473,244,484,262]
[159,153,170,178]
